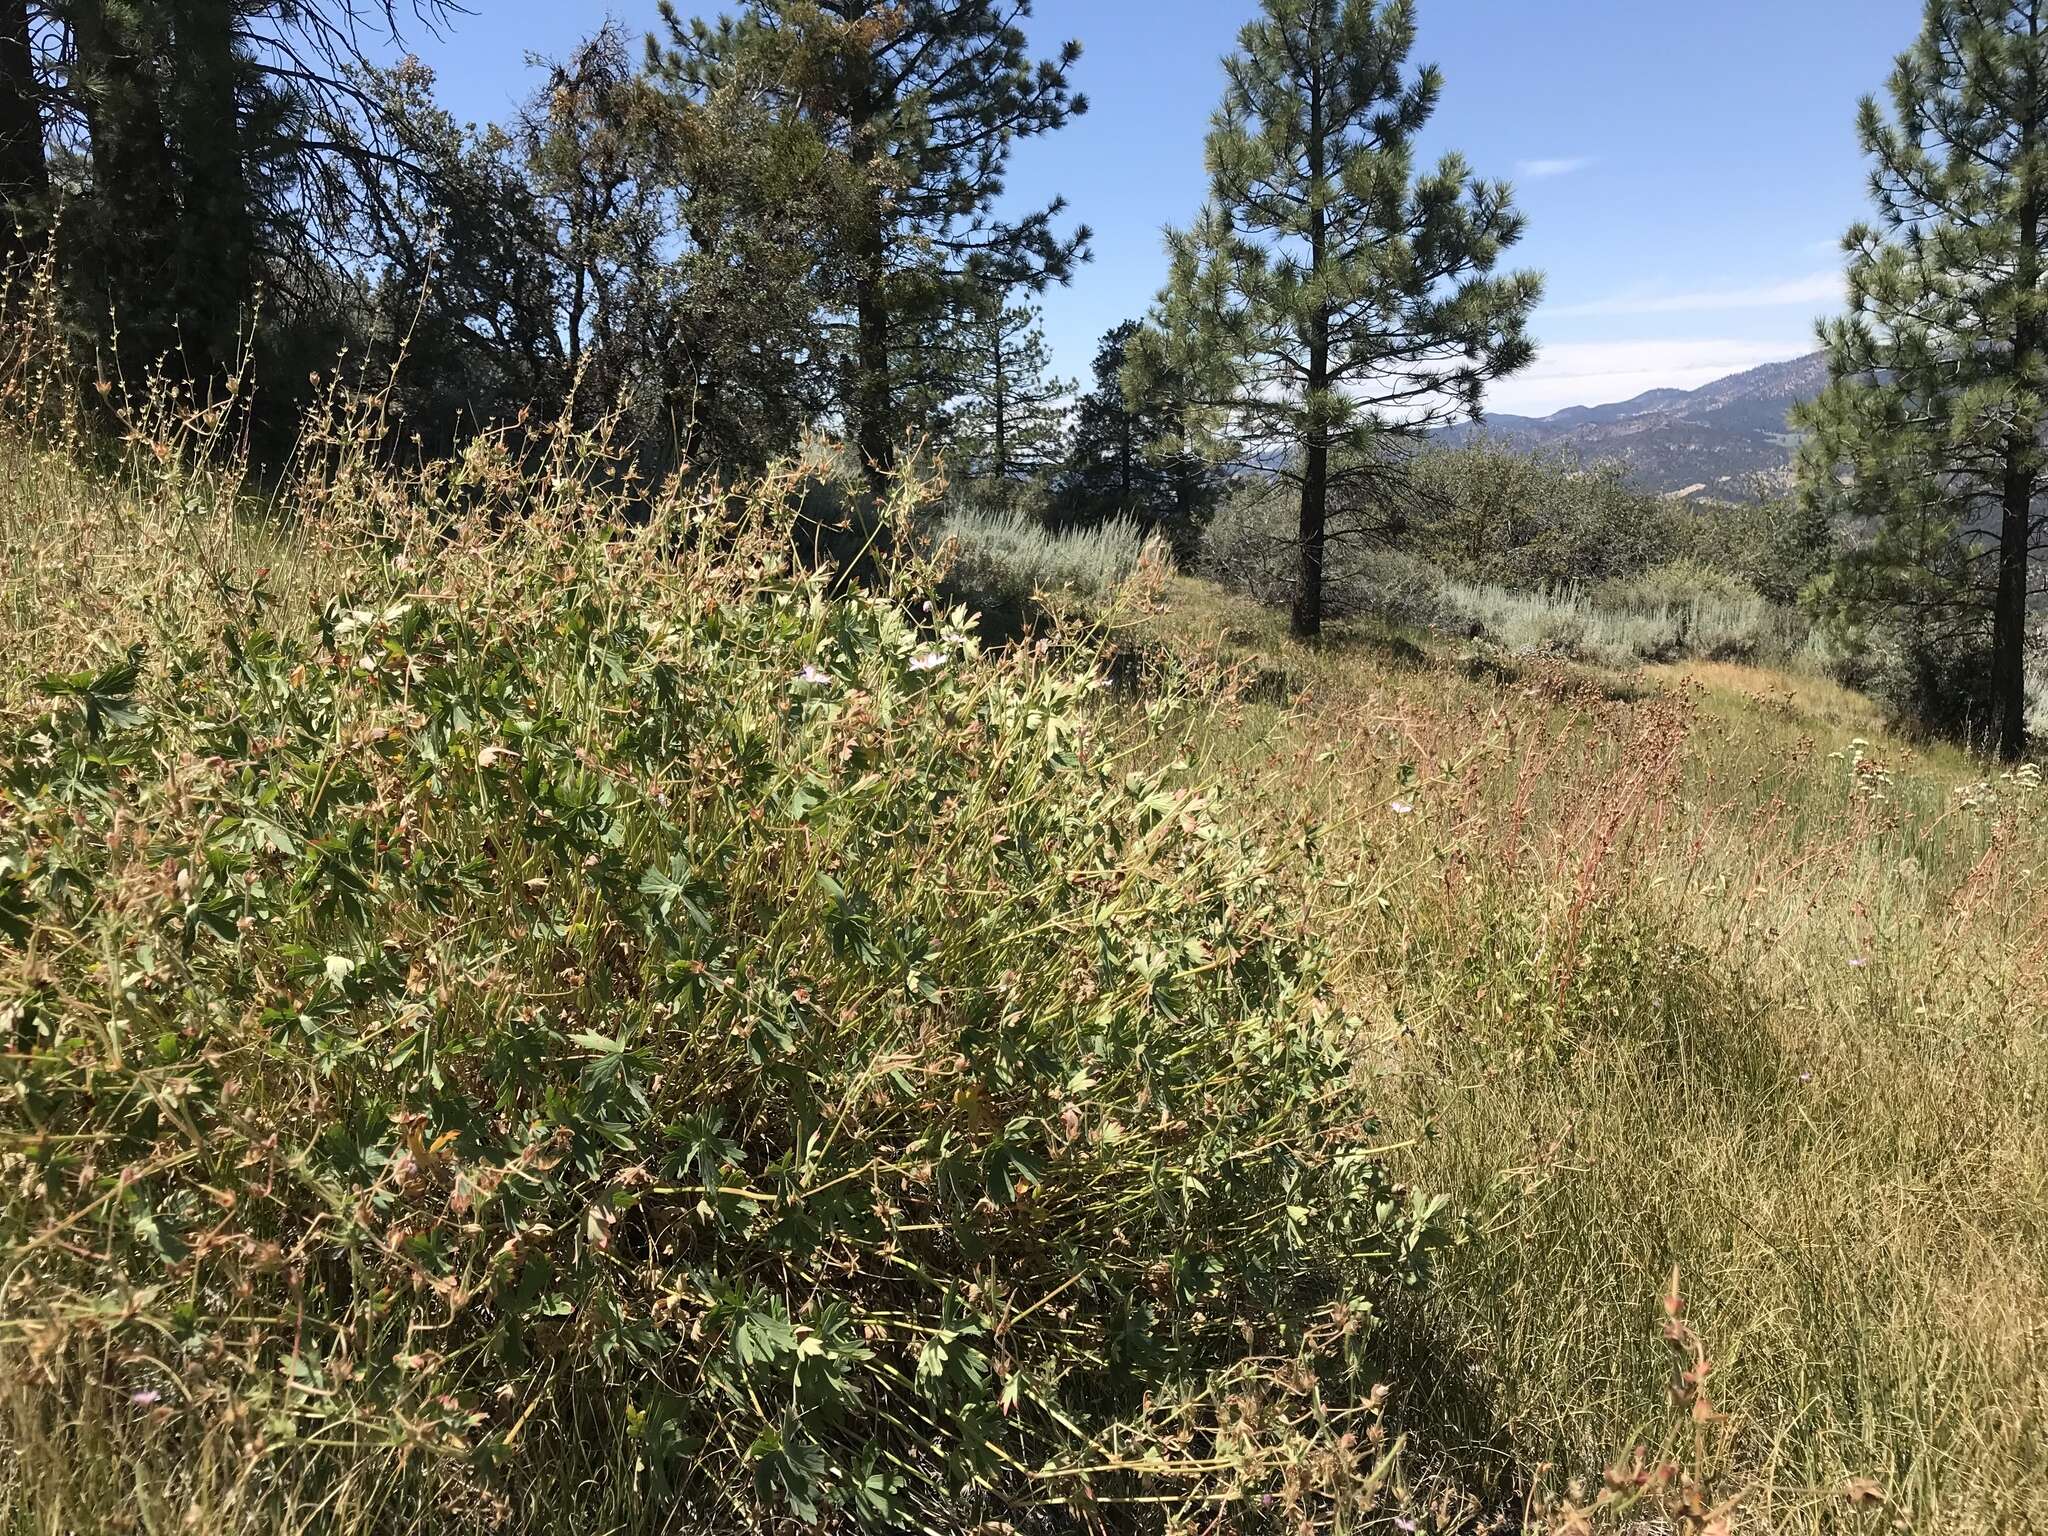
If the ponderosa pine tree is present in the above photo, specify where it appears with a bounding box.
[516,29,672,419]
[37,1,453,390]
[661,0,1089,501]
[163,0,271,374]
[948,298,1069,488]
[1130,0,1539,638]
[1796,0,2048,759]
[1060,319,1220,552]
[351,57,565,450]
[353,24,850,467]
[63,0,178,356]
[1064,323,1151,518]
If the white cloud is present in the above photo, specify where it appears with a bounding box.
[1546,271,1845,319]
[1485,338,1812,419]
[1516,156,1594,180]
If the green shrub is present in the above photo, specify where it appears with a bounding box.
[0,438,1435,1533]
[1198,481,1440,625]
[1197,479,1299,611]
[1439,574,1800,668]
[1200,443,1690,606]
[1406,441,1686,589]
[1676,497,1838,604]
[1818,609,2007,749]
[1587,561,1800,663]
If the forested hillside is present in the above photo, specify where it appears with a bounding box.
[1441,352,1828,498]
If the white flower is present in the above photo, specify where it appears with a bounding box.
[907,650,949,673]
[1848,956,1870,969]
[794,665,832,687]
[1389,800,1415,816]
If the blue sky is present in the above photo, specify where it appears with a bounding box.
[398,0,1924,418]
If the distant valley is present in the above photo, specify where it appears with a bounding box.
[1446,351,1829,500]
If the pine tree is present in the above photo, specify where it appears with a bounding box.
[1130,0,1540,638]
[352,59,563,450]
[44,1,453,389]
[0,0,48,253]
[948,298,1069,487]
[65,0,178,356]
[1065,323,1148,516]
[163,0,271,374]
[1060,319,1220,553]
[517,29,670,416]
[664,0,1089,501]
[1796,0,2048,760]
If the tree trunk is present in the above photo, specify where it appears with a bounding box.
[1997,106,2042,763]
[852,177,892,505]
[1292,32,1329,641]
[166,0,249,383]
[71,0,178,362]
[1994,449,2031,760]
[992,324,1008,482]
[0,0,47,253]
[1117,415,1133,514]
[834,40,892,503]
[1294,443,1328,639]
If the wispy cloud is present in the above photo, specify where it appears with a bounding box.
[1516,156,1594,180]
[1547,271,1844,319]
[1486,339,1813,419]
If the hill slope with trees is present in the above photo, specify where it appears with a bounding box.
[1441,351,1828,498]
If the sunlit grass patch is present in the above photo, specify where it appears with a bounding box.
[1135,577,2048,1535]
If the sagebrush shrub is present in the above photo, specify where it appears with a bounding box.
[934,502,1163,612]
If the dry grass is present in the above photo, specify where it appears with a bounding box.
[1130,576,2048,1534]
[1645,661,1894,743]
[6,384,2044,1531]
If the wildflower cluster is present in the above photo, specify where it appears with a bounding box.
[1953,760,2044,815]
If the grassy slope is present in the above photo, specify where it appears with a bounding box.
[1133,576,2047,1534]
[4,411,2043,1534]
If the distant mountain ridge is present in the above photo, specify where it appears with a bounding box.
[1446,351,1830,500]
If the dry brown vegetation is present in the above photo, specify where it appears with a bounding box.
[1136,578,2048,1533]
